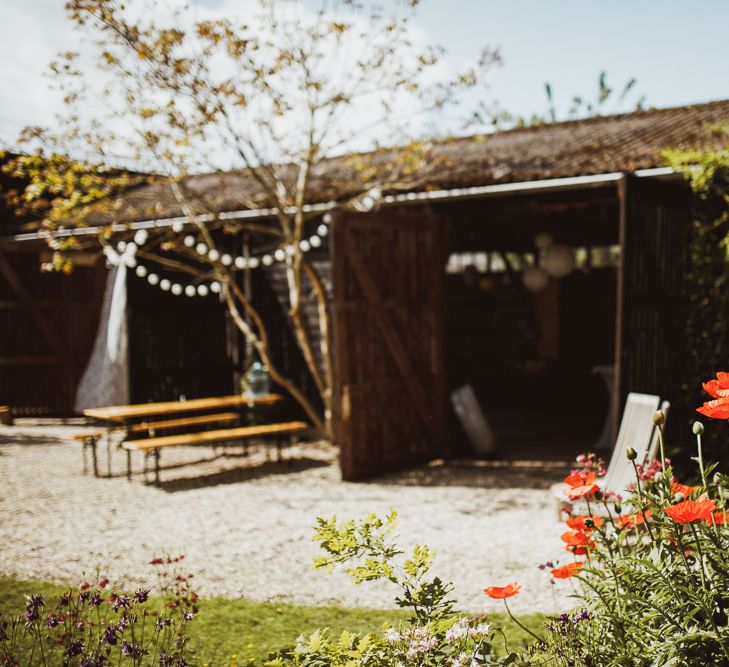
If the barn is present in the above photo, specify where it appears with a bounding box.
[2,99,729,479]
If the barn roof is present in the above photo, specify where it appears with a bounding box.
[108,98,729,222]
[4,99,729,238]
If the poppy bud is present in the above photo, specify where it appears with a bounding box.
[614,503,622,515]
[653,411,665,426]
[626,447,637,461]
[693,421,704,436]
[584,518,594,529]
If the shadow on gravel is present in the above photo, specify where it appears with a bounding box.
[0,432,67,447]
[153,456,330,492]
[373,461,569,490]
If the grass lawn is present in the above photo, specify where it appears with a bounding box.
[0,577,547,665]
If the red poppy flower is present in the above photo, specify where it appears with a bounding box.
[702,372,729,398]
[561,530,590,546]
[565,544,592,555]
[564,471,596,488]
[551,562,583,579]
[614,510,651,530]
[710,511,728,525]
[567,483,600,501]
[671,482,702,498]
[664,499,716,524]
[697,398,729,420]
[483,583,521,599]
[566,515,604,531]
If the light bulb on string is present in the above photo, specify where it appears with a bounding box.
[136,265,147,278]
[197,284,209,297]
[317,224,328,236]
[208,249,220,262]
[285,244,296,256]
[322,212,332,224]
[160,278,171,291]
[184,285,196,297]
[126,242,137,254]
[248,257,259,268]
[309,235,322,248]
[116,241,127,252]
[171,283,182,295]
[172,221,184,233]
[274,248,286,261]
[221,254,232,266]
[148,273,159,285]
[195,243,208,255]
[262,255,273,266]
[234,256,246,269]
[299,240,311,252]
[210,281,221,294]
[184,236,195,247]
[134,229,148,246]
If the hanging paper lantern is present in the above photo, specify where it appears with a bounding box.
[534,232,553,250]
[522,266,549,292]
[543,245,575,278]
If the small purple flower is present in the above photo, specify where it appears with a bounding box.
[120,641,145,659]
[89,591,103,607]
[58,592,72,607]
[65,640,84,658]
[158,654,175,667]
[182,611,194,622]
[110,594,132,612]
[23,594,44,628]
[134,589,150,604]
[103,624,119,645]
[45,614,62,629]
[155,618,173,631]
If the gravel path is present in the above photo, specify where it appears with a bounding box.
[0,423,575,615]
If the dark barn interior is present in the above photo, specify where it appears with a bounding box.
[441,184,620,461]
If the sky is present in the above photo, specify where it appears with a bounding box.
[1,0,728,151]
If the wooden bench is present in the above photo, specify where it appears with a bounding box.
[122,421,309,484]
[74,411,241,477]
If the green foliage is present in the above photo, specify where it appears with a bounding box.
[533,419,729,666]
[663,139,729,461]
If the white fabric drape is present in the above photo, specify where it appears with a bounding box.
[74,246,134,412]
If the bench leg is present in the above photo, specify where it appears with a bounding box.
[91,439,99,478]
[126,449,132,481]
[154,448,161,485]
[106,433,113,478]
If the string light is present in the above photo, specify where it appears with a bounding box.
[184,235,195,247]
[148,273,159,285]
[221,253,232,266]
[184,285,196,297]
[235,256,246,269]
[172,221,185,233]
[135,265,147,278]
[171,283,182,295]
[195,242,208,255]
[160,279,171,291]
[208,248,220,262]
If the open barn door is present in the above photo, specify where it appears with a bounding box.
[331,210,447,480]
[614,175,692,431]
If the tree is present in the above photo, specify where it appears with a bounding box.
[4,0,497,436]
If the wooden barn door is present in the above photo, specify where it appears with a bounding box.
[331,210,447,480]
[614,175,692,425]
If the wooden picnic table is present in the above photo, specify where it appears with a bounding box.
[83,393,282,424]
[79,393,283,477]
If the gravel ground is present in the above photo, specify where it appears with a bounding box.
[0,422,575,614]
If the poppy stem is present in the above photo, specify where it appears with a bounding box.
[503,599,543,643]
